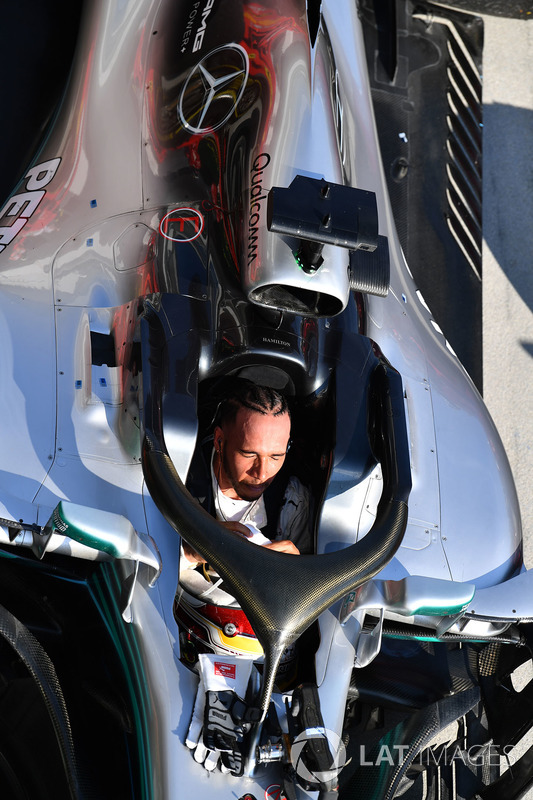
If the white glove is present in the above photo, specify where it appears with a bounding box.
[185,654,254,773]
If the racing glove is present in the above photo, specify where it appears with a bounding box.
[185,653,256,773]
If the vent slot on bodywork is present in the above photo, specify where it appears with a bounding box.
[90,332,116,367]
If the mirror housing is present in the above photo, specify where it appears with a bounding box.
[49,502,161,620]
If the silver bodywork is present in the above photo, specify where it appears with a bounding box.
[0,0,529,797]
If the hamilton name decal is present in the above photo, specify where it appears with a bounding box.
[0,158,61,253]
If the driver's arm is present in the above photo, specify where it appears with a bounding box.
[264,540,300,555]
[181,521,255,565]
[181,523,300,565]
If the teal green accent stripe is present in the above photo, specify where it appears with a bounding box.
[54,505,121,557]
[89,563,153,799]
[384,632,488,644]
[384,632,441,642]
[68,528,121,557]
[411,595,474,617]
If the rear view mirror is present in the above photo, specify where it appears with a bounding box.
[50,501,159,575]
[49,502,161,620]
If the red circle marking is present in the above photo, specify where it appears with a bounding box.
[265,785,283,800]
[159,207,204,243]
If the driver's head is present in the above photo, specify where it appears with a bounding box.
[213,383,290,501]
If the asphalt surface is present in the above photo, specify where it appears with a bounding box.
[482,14,533,567]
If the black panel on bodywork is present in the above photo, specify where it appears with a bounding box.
[359,1,483,390]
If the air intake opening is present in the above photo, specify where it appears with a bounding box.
[249,285,343,317]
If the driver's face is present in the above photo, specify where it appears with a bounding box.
[214,408,291,501]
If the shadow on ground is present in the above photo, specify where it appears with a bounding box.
[483,103,533,321]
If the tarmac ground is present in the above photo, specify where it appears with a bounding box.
[482,14,533,565]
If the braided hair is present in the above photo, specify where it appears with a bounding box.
[217,381,289,429]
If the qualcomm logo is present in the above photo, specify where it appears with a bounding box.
[178,44,249,134]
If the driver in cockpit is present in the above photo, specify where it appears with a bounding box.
[181,381,312,579]
[177,383,313,762]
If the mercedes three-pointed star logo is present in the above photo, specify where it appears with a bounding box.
[178,43,249,134]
